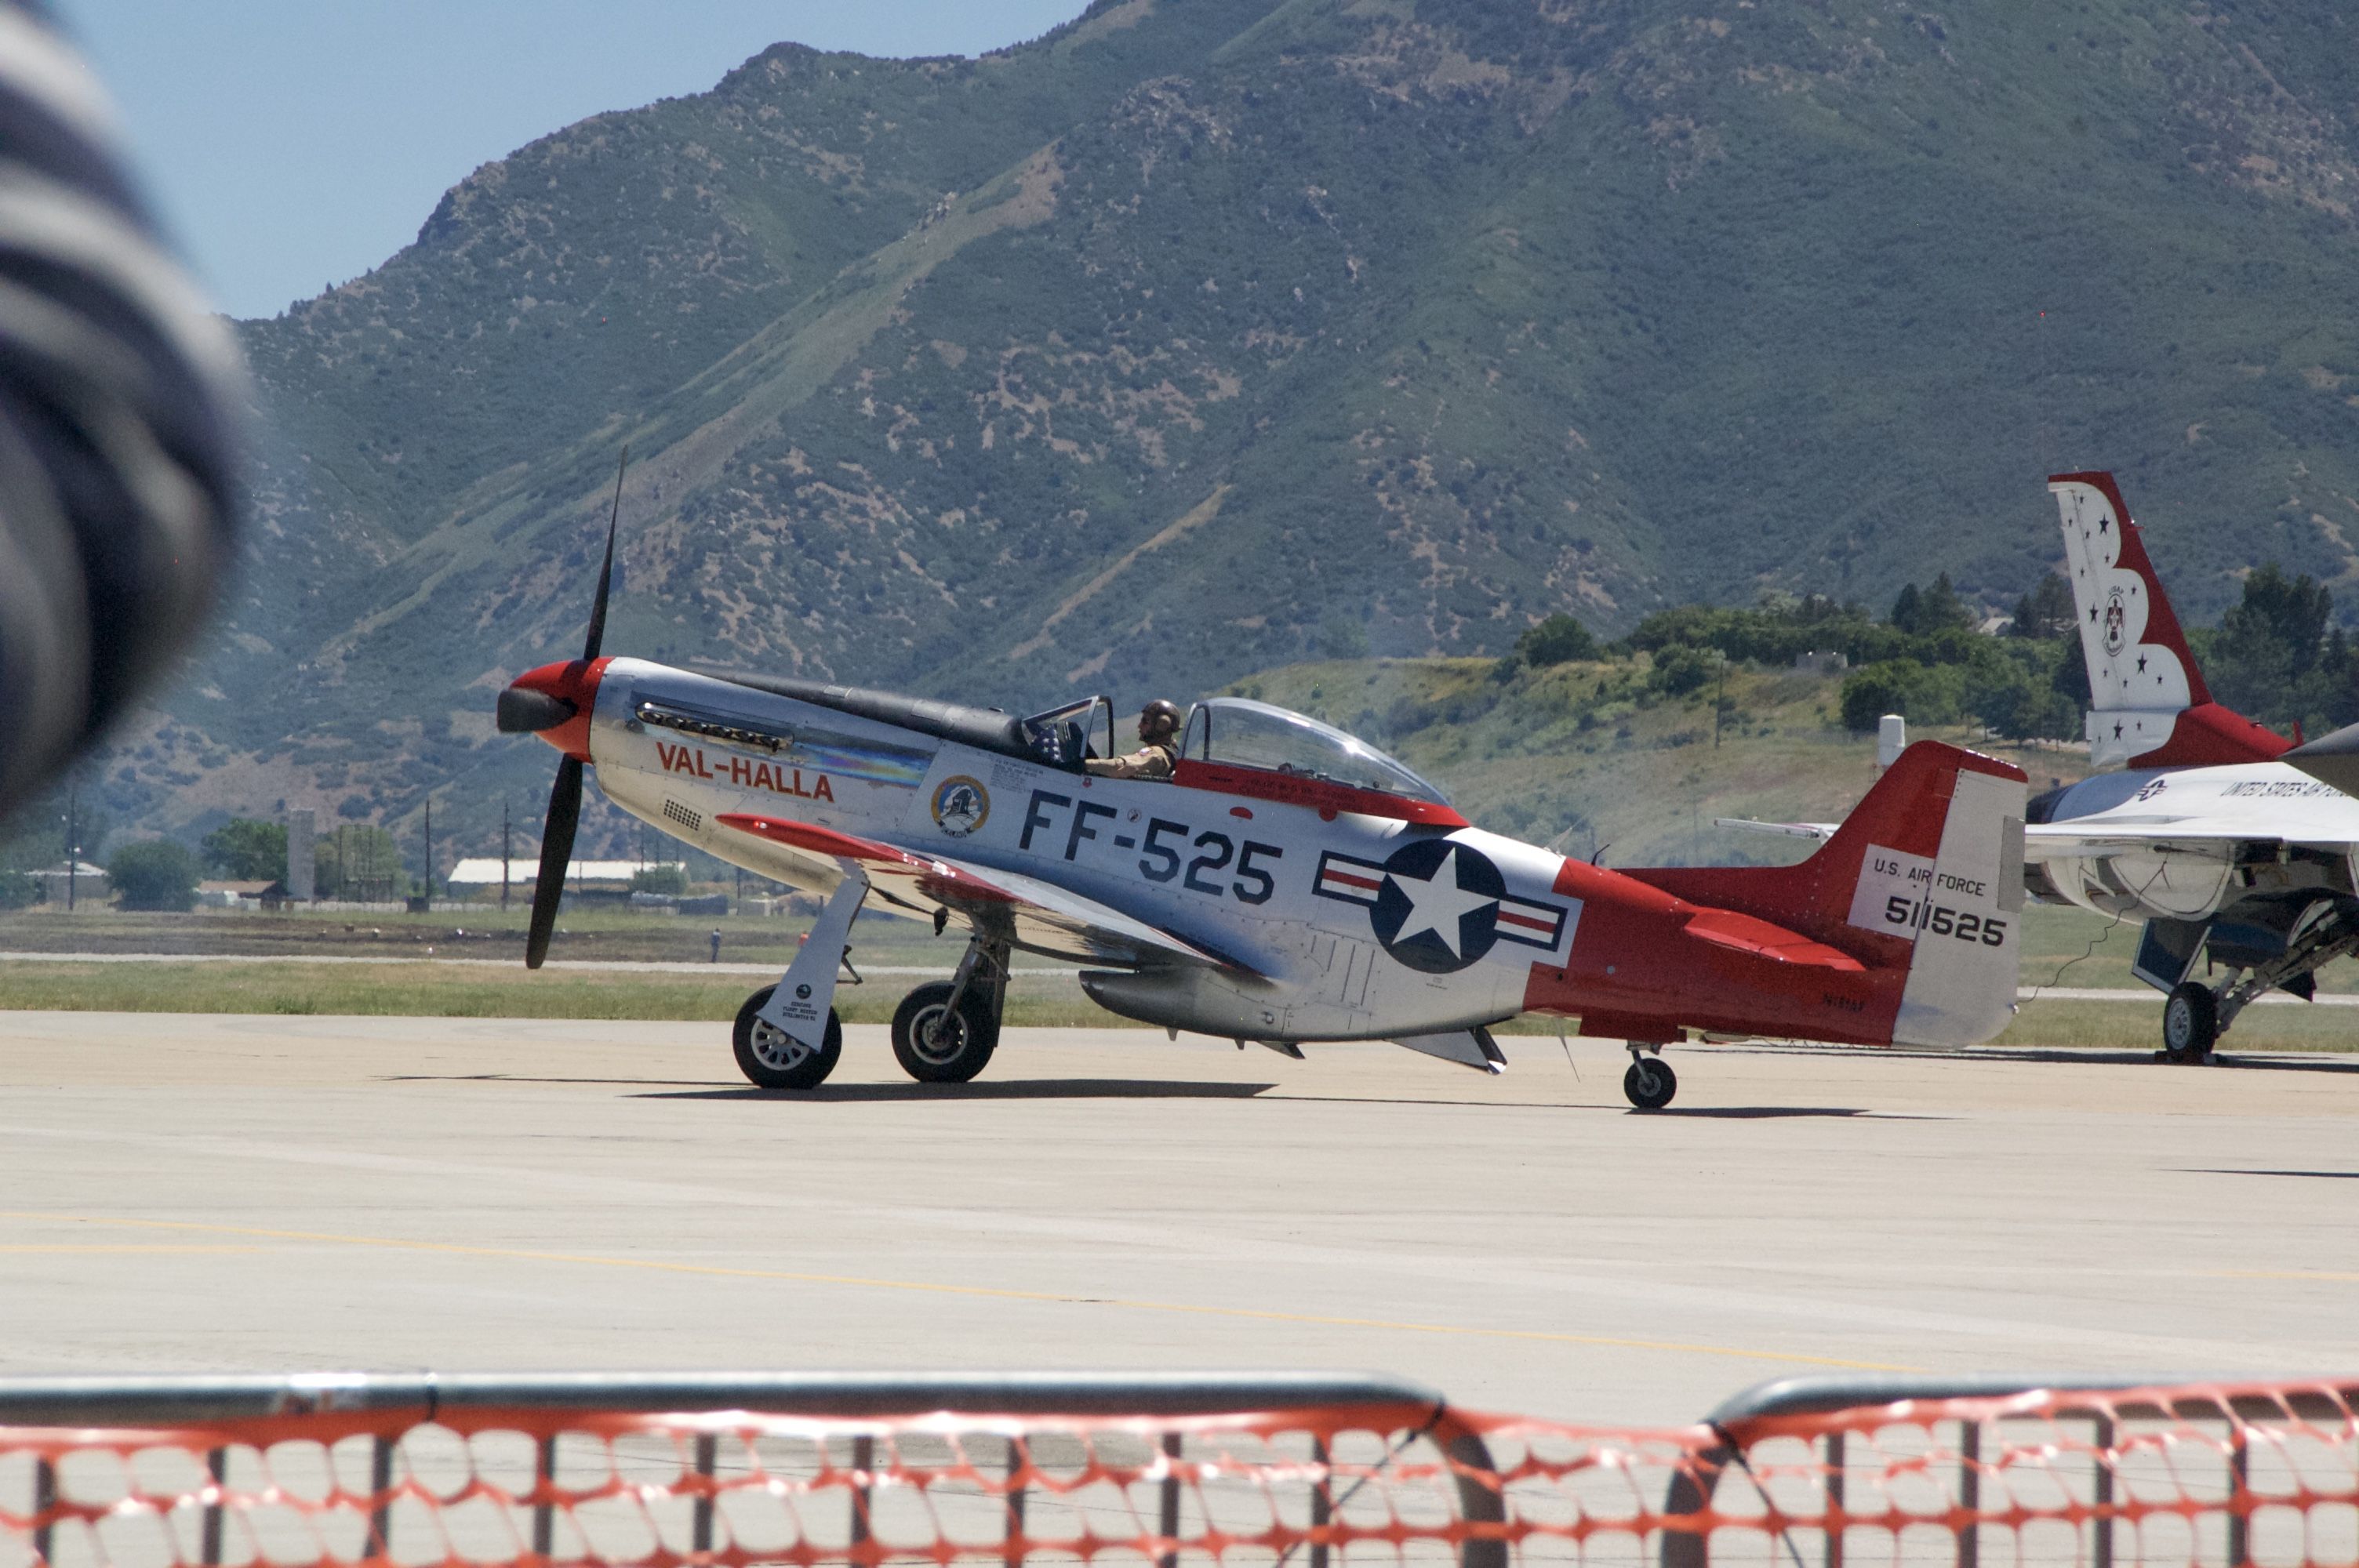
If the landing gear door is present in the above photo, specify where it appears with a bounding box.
[757,874,867,1048]
[2132,916,2207,993]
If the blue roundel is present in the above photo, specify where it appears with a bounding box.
[1369,838,1507,974]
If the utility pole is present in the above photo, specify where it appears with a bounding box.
[422,798,433,906]
[64,785,78,912]
[1714,655,1727,750]
[501,802,511,911]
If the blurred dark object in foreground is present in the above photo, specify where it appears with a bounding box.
[0,0,245,818]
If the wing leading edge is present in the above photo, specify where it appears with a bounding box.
[714,812,1246,971]
[2023,822,2351,859]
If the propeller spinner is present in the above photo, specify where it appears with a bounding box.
[496,448,627,968]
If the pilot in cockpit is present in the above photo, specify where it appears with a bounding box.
[1085,699,1182,780]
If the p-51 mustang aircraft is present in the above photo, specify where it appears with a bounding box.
[497,467,2028,1107]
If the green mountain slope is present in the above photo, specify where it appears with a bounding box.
[91,0,2359,855]
[1212,654,2099,866]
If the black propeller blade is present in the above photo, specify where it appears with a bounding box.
[522,447,628,969]
[581,447,627,661]
[525,755,581,969]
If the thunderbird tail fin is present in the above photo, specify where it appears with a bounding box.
[2050,470,2289,770]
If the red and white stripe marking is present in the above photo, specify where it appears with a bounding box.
[1314,853,1387,905]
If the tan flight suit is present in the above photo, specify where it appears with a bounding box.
[1085,739,1177,780]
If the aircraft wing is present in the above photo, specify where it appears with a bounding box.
[1714,816,1838,843]
[2023,819,2349,861]
[1730,811,2354,873]
[715,811,1245,971]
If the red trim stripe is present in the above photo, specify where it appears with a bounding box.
[1172,760,1468,827]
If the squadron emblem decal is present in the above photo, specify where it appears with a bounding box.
[1314,839,1568,974]
[930,775,990,837]
[2102,586,2128,657]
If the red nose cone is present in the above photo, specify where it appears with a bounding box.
[506,657,608,760]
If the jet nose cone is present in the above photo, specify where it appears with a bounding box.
[497,659,607,759]
[2287,720,2359,798]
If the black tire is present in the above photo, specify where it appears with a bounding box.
[2162,982,2218,1060]
[732,987,842,1090]
[891,981,997,1083]
[1623,1055,1677,1110]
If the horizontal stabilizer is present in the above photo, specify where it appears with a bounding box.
[1622,742,2026,1047]
[1629,742,2025,961]
[1714,816,1837,843]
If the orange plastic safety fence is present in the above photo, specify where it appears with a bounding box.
[1,1381,2354,1568]
[1663,1382,2359,1568]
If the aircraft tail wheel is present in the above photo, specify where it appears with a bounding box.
[2161,982,2218,1062]
[1623,1054,1677,1110]
[892,980,997,1083]
[732,986,843,1090]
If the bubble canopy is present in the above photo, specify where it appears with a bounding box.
[1180,697,1452,805]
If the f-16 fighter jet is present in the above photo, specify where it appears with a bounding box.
[1733,470,2359,1062]
[498,467,2026,1107]
[2025,471,2359,1058]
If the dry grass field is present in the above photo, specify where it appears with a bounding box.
[2,900,2350,1052]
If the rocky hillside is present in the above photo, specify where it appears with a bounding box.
[92,0,2359,853]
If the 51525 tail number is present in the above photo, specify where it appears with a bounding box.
[1885,895,2007,946]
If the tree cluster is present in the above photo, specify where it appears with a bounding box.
[2199,564,2359,732]
[1600,579,2081,742]
[1502,613,1598,670]
[630,863,689,895]
[201,818,286,880]
[1826,561,2359,742]
[107,840,199,911]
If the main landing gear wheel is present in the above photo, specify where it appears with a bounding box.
[892,981,997,1083]
[1623,1054,1677,1110]
[2161,982,2219,1063]
[732,986,842,1090]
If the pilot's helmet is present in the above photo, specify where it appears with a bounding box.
[1140,699,1182,742]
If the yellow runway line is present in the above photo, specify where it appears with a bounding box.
[1,1210,1921,1374]
[2208,1269,2359,1283]
[0,1243,266,1254]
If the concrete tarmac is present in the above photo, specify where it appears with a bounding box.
[2,1012,2356,1427]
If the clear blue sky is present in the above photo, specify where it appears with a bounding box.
[53,2,1092,321]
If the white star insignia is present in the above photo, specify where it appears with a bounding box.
[1387,845,1496,957]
